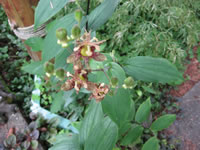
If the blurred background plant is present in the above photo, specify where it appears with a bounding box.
[0,6,34,113]
[97,0,200,68]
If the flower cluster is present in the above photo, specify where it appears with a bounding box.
[57,28,109,102]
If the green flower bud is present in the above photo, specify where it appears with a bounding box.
[123,77,134,89]
[44,62,54,74]
[71,25,81,39]
[110,77,118,88]
[31,140,38,150]
[75,9,83,23]
[55,68,65,80]
[56,28,67,40]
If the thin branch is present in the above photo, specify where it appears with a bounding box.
[86,0,91,31]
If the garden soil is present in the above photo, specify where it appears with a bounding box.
[167,43,200,150]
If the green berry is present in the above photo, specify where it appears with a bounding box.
[55,68,65,80]
[71,25,81,39]
[44,62,54,74]
[75,9,83,23]
[123,77,134,89]
[56,28,67,40]
[111,77,118,88]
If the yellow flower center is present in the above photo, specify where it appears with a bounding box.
[81,45,93,57]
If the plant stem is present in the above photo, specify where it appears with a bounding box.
[86,0,91,31]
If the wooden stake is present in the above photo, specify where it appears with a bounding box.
[0,0,42,61]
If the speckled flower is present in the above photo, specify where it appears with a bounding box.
[67,31,107,67]
[89,83,109,102]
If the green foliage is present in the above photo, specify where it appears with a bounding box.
[34,0,71,28]
[142,137,160,150]
[25,37,44,51]
[88,0,120,31]
[10,0,194,149]
[120,124,144,146]
[97,0,200,66]
[135,98,151,123]
[124,56,183,84]
[22,61,45,76]
[0,6,34,105]
[150,114,176,132]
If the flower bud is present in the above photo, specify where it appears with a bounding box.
[44,62,54,74]
[71,25,81,39]
[56,28,67,40]
[110,77,118,88]
[55,68,65,80]
[75,9,83,23]
[123,77,134,89]
[31,140,38,150]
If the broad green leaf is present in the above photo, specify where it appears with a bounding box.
[50,91,74,113]
[25,37,44,51]
[34,0,71,28]
[120,125,144,146]
[55,48,71,69]
[142,137,160,150]
[84,117,118,150]
[50,91,64,113]
[49,134,81,150]
[22,61,45,76]
[79,101,104,146]
[42,13,76,61]
[150,114,176,132]
[135,98,151,123]
[102,87,131,127]
[118,122,132,139]
[90,62,126,85]
[127,100,135,121]
[124,56,183,84]
[88,0,120,31]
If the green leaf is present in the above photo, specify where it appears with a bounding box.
[55,47,71,69]
[42,13,76,61]
[22,61,45,76]
[120,125,144,146]
[142,137,160,150]
[34,0,71,28]
[135,98,151,123]
[150,114,176,132]
[84,117,118,150]
[25,37,43,51]
[127,100,135,121]
[88,0,120,31]
[50,92,64,113]
[79,101,104,146]
[124,56,183,84]
[49,134,81,150]
[102,87,131,127]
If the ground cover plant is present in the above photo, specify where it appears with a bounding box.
[0,6,34,108]
[20,0,187,150]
